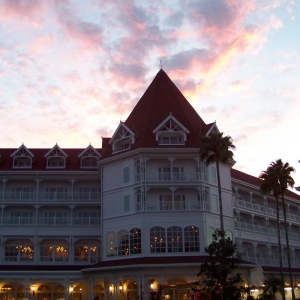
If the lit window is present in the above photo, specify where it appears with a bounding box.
[184,226,200,252]
[150,227,166,253]
[167,226,183,252]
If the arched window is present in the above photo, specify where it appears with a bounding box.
[206,227,215,246]
[167,226,183,252]
[184,226,200,252]
[74,239,101,263]
[130,228,141,254]
[118,230,129,256]
[226,230,233,240]
[40,239,69,262]
[106,232,117,257]
[94,285,104,300]
[5,239,34,262]
[150,227,166,253]
[54,284,65,300]
[37,284,51,300]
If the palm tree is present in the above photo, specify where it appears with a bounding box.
[275,160,295,300]
[259,163,285,300]
[262,275,285,300]
[199,132,235,232]
[259,159,296,300]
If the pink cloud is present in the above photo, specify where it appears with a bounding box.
[28,35,56,55]
[270,14,283,29]
[0,0,46,26]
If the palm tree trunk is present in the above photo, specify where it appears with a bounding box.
[281,194,295,300]
[276,196,286,300]
[216,161,224,232]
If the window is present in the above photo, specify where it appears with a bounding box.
[47,156,65,168]
[45,187,68,200]
[167,226,183,252]
[211,194,218,212]
[74,239,101,263]
[123,167,130,184]
[153,115,189,145]
[10,211,33,225]
[130,228,141,254]
[206,227,215,246]
[12,187,34,200]
[81,157,98,168]
[13,156,32,168]
[44,211,67,225]
[79,187,100,200]
[158,167,171,181]
[158,135,183,145]
[196,163,208,182]
[198,186,209,210]
[173,166,185,180]
[4,239,34,262]
[40,239,69,262]
[76,211,100,225]
[159,195,172,210]
[118,230,129,256]
[184,226,200,252]
[124,195,130,212]
[150,227,166,253]
[106,232,117,257]
[174,195,185,210]
[210,166,217,184]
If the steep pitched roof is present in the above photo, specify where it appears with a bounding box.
[231,168,300,201]
[102,69,208,158]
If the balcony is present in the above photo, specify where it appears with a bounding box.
[135,198,211,212]
[0,191,101,203]
[1,217,101,226]
[233,198,300,223]
[134,171,209,183]
[235,221,300,240]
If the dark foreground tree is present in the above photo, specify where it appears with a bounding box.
[199,229,244,300]
[199,132,235,232]
[260,275,284,300]
[259,159,296,300]
[259,162,285,300]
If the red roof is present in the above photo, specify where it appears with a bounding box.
[0,148,101,171]
[101,69,210,158]
[231,168,300,200]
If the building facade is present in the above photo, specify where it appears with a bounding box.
[0,70,299,300]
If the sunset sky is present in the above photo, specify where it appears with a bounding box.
[0,0,299,189]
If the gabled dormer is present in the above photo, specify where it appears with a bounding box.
[78,145,101,168]
[153,113,190,145]
[44,144,68,169]
[109,122,135,154]
[11,144,34,169]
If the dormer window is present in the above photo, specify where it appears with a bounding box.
[47,156,65,168]
[45,144,68,169]
[14,157,32,168]
[11,145,34,169]
[153,114,190,146]
[79,145,101,169]
[109,122,135,154]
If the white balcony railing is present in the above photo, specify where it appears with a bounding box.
[1,217,101,226]
[233,198,300,223]
[135,199,211,212]
[134,171,208,183]
[0,192,101,203]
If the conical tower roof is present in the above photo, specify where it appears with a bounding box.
[125,69,210,147]
[102,69,213,157]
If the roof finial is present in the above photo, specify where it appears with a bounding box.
[159,60,163,69]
